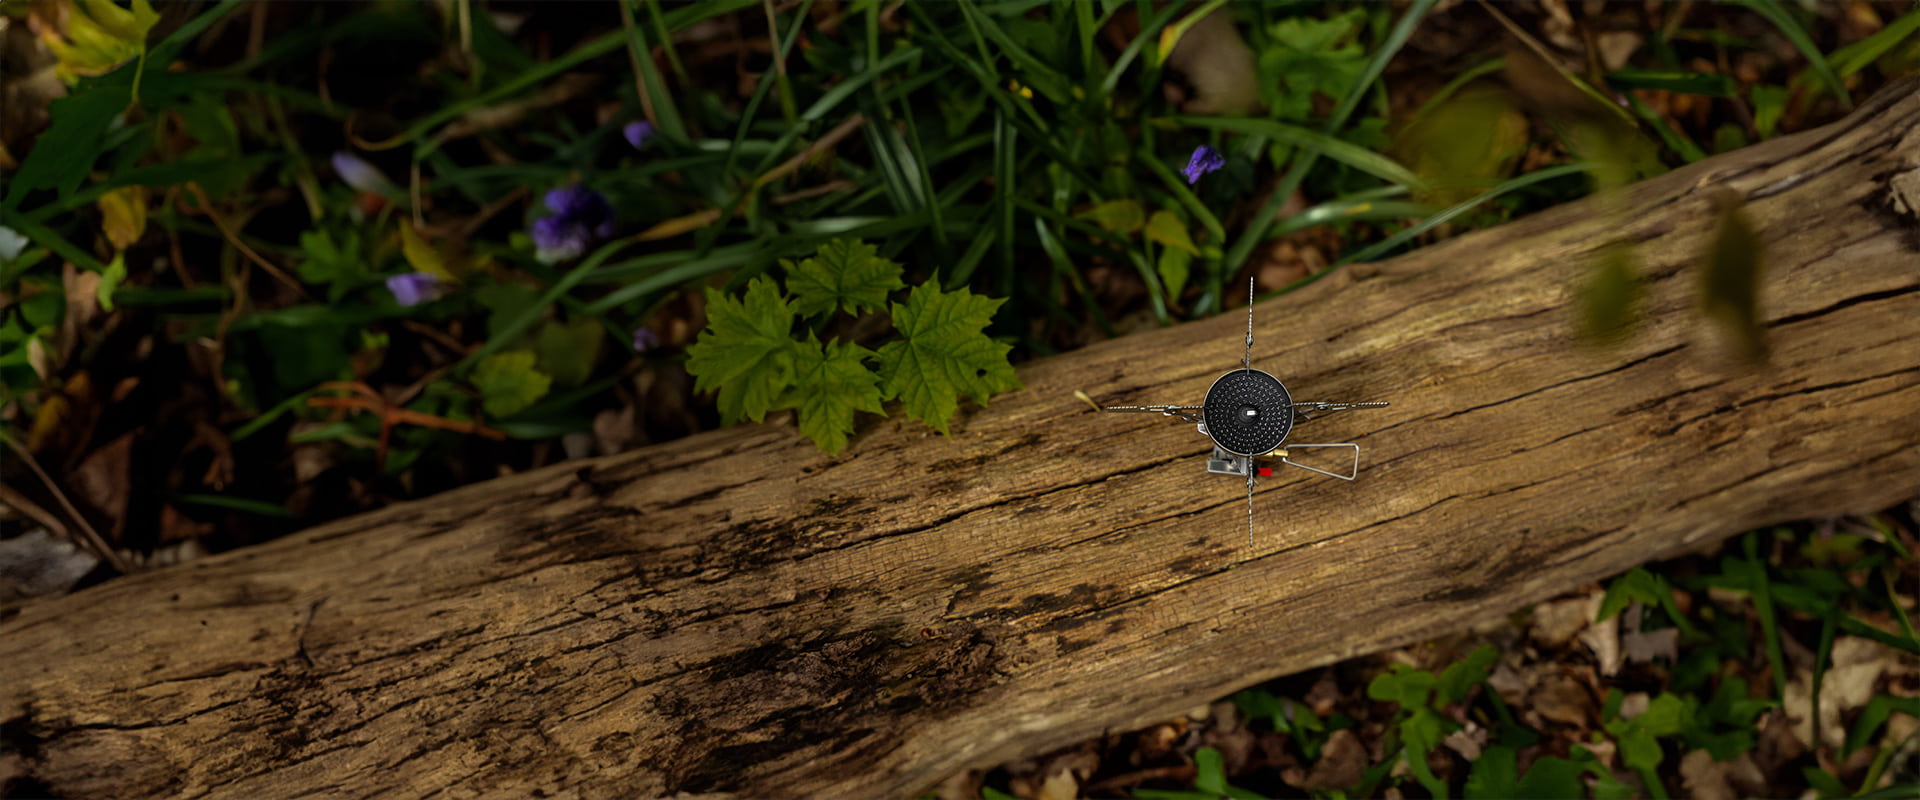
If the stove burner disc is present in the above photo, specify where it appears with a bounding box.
[1202,369,1294,456]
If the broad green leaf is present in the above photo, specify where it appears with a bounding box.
[1257,9,1368,121]
[1749,85,1788,139]
[783,335,883,455]
[1394,83,1529,205]
[1559,115,1666,190]
[1367,664,1435,710]
[1464,746,1519,800]
[297,229,371,302]
[1637,693,1690,737]
[1597,567,1696,637]
[1513,756,1585,800]
[784,238,906,319]
[1146,209,1200,255]
[1076,199,1145,235]
[1616,726,1663,773]
[876,282,1020,435]
[1157,247,1192,299]
[1402,707,1451,798]
[472,351,552,418]
[1233,689,1285,731]
[1605,692,1688,775]
[475,282,542,343]
[257,320,352,393]
[399,223,457,281]
[534,318,604,387]
[685,275,798,424]
[1436,644,1500,706]
[4,85,127,211]
[1685,677,1771,759]
[1191,746,1227,795]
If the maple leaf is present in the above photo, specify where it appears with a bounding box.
[877,282,1021,435]
[684,275,797,423]
[783,335,884,455]
[784,238,905,319]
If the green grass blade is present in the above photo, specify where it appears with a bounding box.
[1270,198,1435,237]
[5,214,106,272]
[175,493,293,518]
[1336,162,1588,266]
[404,0,756,156]
[994,110,1018,297]
[858,99,922,217]
[1745,533,1790,700]
[955,0,1072,102]
[1100,2,1186,98]
[1811,610,1836,749]
[1624,92,1708,163]
[1605,68,1737,97]
[897,98,947,248]
[618,0,686,140]
[1831,8,1920,78]
[458,238,635,375]
[1735,0,1851,108]
[718,0,810,180]
[1171,116,1426,189]
[1216,0,1438,311]
[1405,57,1505,124]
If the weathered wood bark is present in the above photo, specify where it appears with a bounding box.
[5,80,1919,799]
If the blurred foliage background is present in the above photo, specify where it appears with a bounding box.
[1,1,1916,797]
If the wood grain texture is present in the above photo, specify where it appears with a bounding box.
[4,79,1918,799]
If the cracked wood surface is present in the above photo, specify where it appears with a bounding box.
[4,80,1918,799]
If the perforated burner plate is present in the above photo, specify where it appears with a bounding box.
[1202,368,1294,456]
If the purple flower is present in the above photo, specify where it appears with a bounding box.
[1182,145,1226,185]
[631,326,660,353]
[331,151,393,194]
[624,120,655,150]
[386,272,445,307]
[532,185,615,263]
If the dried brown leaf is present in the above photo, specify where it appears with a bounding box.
[69,431,134,541]
[1530,672,1594,727]
[1299,728,1368,790]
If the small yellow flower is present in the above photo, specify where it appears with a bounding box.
[32,0,160,84]
[97,185,148,251]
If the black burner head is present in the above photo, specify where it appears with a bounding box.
[1202,368,1294,456]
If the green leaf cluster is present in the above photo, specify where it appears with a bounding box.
[1360,645,1505,799]
[684,239,1019,454]
[1255,9,1370,124]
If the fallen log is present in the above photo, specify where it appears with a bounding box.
[3,78,1917,799]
